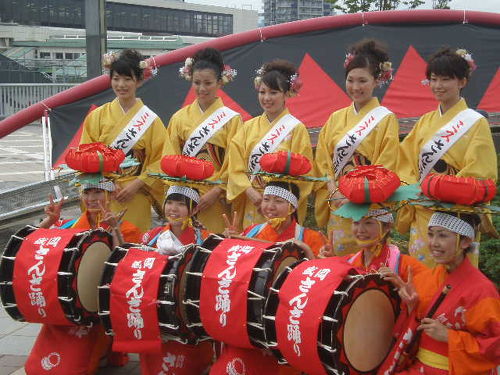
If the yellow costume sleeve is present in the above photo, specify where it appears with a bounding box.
[80,106,103,144]
[217,115,243,190]
[226,121,253,201]
[397,116,426,184]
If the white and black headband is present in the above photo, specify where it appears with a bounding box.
[263,185,298,209]
[166,185,200,205]
[428,212,475,240]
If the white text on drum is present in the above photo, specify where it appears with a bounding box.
[126,257,156,340]
[287,266,331,356]
[27,236,62,318]
[159,352,185,374]
[215,245,254,327]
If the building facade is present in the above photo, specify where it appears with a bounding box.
[263,0,334,26]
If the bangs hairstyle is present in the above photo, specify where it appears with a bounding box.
[165,192,198,213]
[425,47,471,80]
[345,39,389,79]
[110,49,144,80]
[192,48,225,80]
[434,211,480,253]
[265,180,300,220]
[260,59,297,93]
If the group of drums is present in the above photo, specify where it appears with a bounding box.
[0,226,401,374]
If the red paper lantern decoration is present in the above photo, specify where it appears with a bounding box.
[65,143,125,173]
[339,165,400,203]
[421,174,496,205]
[260,151,311,176]
[160,155,214,180]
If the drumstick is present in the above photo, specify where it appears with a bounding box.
[396,284,451,371]
[228,234,273,244]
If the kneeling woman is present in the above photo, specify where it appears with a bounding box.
[142,185,209,254]
[139,185,213,375]
[393,212,499,375]
[240,181,325,258]
[342,208,426,282]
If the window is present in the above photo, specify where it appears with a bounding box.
[40,52,51,59]
[55,52,63,59]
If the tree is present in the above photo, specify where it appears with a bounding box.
[332,0,425,13]
[433,0,452,9]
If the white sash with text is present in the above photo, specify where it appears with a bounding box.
[248,114,301,173]
[333,106,392,177]
[110,105,157,155]
[418,108,482,182]
[182,106,238,157]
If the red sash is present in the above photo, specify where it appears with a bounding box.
[110,248,168,353]
[199,239,265,348]
[13,228,81,324]
[275,258,354,375]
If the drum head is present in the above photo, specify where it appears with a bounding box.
[343,288,395,372]
[77,241,112,312]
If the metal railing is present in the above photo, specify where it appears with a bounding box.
[0,83,76,119]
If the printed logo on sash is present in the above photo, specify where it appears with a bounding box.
[41,352,61,371]
[110,105,158,155]
[333,106,392,177]
[248,114,301,174]
[418,108,482,181]
[183,106,238,157]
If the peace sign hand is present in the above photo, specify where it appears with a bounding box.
[44,194,64,224]
[398,266,419,313]
[223,211,241,237]
[318,231,334,258]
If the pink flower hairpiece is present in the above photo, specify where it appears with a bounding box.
[102,52,118,70]
[179,57,194,81]
[456,49,477,72]
[344,52,355,69]
[288,73,303,97]
[221,64,237,85]
[378,61,393,86]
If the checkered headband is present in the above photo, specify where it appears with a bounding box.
[166,185,200,204]
[263,185,298,208]
[366,209,394,223]
[81,180,115,192]
[428,212,475,240]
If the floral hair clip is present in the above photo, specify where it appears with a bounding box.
[421,79,430,86]
[102,52,118,70]
[253,66,265,90]
[455,49,477,72]
[142,57,159,80]
[288,73,303,97]
[221,64,237,85]
[344,52,356,68]
[377,61,393,86]
[179,57,194,81]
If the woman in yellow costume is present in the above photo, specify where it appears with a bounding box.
[80,49,167,232]
[397,47,497,266]
[227,59,313,228]
[314,39,400,256]
[162,47,242,233]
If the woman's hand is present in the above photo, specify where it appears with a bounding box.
[285,239,315,260]
[115,179,145,203]
[222,211,241,237]
[418,318,449,342]
[378,266,404,289]
[398,267,419,313]
[246,187,263,207]
[318,231,334,258]
[193,187,222,214]
[40,194,65,228]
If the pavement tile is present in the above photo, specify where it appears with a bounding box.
[9,325,40,338]
[0,336,35,356]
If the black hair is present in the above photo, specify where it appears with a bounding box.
[109,49,144,80]
[259,59,297,93]
[425,47,471,81]
[192,48,225,80]
[345,39,390,79]
[165,190,199,214]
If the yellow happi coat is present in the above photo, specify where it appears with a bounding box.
[81,98,167,231]
[227,108,314,228]
[397,98,497,266]
[314,97,399,255]
[163,97,242,233]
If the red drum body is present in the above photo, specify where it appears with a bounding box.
[0,225,113,326]
[183,235,305,349]
[98,244,203,351]
[265,258,400,375]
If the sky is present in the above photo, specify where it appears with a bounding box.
[187,0,500,13]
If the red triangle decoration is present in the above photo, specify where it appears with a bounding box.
[182,87,252,121]
[287,53,351,128]
[382,45,438,118]
[478,68,500,113]
[53,104,98,167]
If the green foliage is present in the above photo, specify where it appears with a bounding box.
[333,0,425,13]
[433,0,452,9]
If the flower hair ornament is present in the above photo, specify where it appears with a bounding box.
[253,66,302,96]
[253,66,265,90]
[455,48,477,72]
[377,61,393,86]
[102,52,118,70]
[343,52,355,68]
[221,64,237,85]
[102,52,157,78]
[179,57,194,81]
